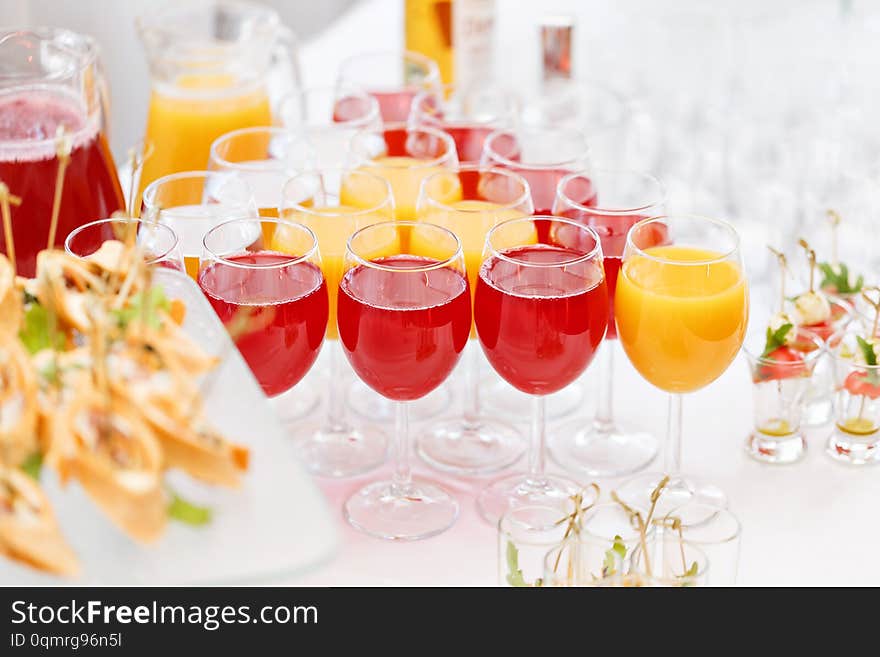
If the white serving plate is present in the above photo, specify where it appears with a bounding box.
[1,268,337,584]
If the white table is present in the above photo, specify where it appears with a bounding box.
[280,0,880,587]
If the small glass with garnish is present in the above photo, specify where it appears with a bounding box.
[827,329,880,465]
[744,325,824,464]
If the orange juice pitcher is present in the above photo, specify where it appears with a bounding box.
[135,1,300,203]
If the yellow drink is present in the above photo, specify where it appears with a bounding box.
[615,245,748,393]
[345,156,449,220]
[139,77,272,201]
[277,205,393,339]
[838,417,878,435]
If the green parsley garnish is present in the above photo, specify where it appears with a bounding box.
[819,262,863,296]
[18,304,65,354]
[20,452,43,481]
[167,490,212,527]
[113,286,171,330]
[602,535,627,577]
[761,323,793,359]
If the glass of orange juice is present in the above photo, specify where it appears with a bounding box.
[414,166,533,475]
[346,124,458,221]
[280,169,394,477]
[135,1,300,203]
[141,170,257,280]
[614,215,749,512]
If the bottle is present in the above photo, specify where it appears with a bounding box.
[405,0,495,87]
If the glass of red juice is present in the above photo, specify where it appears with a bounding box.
[480,126,592,219]
[548,169,666,478]
[474,216,608,525]
[65,217,185,272]
[410,83,518,164]
[199,218,329,398]
[337,50,441,123]
[0,28,125,277]
[338,221,471,540]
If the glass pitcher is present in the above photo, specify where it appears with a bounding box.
[136,1,301,201]
[0,28,123,278]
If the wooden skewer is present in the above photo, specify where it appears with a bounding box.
[827,209,842,267]
[768,246,787,313]
[47,127,73,251]
[798,238,817,293]
[0,182,22,277]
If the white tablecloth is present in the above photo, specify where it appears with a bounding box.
[280,0,880,587]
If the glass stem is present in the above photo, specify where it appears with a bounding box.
[664,393,684,472]
[594,343,614,434]
[326,342,346,432]
[463,339,480,429]
[392,400,412,495]
[526,395,546,485]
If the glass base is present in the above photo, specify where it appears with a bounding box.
[344,479,459,540]
[273,383,321,422]
[803,398,833,427]
[482,377,585,422]
[292,422,388,478]
[476,473,587,526]
[548,420,658,478]
[347,379,452,423]
[613,472,727,517]
[826,428,880,465]
[746,431,806,464]
[417,416,525,475]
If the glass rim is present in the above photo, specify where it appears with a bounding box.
[625,214,741,266]
[276,82,380,130]
[345,220,463,274]
[208,127,311,171]
[523,77,630,132]
[662,505,742,546]
[580,502,650,542]
[411,82,518,127]
[64,217,180,265]
[497,504,569,539]
[556,168,666,216]
[202,217,319,270]
[828,327,880,370]
[350,123,457,170]
[0,27,99,81]
[281,168,394,217]
[337,48,440,89]
[142,169,255,217]
[743,331,825,366]
[485,215,604,269]
[419,165,532,213]
[482,126,591,170]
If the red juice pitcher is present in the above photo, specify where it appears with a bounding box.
[0,28,124,277]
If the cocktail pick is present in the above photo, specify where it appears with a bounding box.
[798,238,817,293]
[767,246,788,314]
[46,126,73,250]
[0,182,22,277]
[827,209,842,267]
[550,484,601,573]
[126,140,153,218]
[862,287,880,338]
[611,474,670,578]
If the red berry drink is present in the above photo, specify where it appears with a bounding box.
[337,255,471,401]
[475,244,608,395]
[199,252,329,397]
[0,90,125,276]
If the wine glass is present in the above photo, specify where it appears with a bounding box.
[280,169,394,477]
[277,84,382,169]
[415,165,533,474]
[480,126,591,216]
[208,127,314,218]
[65,217,185,272]
[337,50,441,123]
[199,218,328,399]
[339,221,471,540]
[475,216,608,524]
[548,169,666,477]
[614,215,749,512]
[346,123,458,220]
[409,82,519,164]
[480,126,593,421]
[141,170,258,279]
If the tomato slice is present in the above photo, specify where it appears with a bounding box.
[755,347,807,382]
[843,371,880,400]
